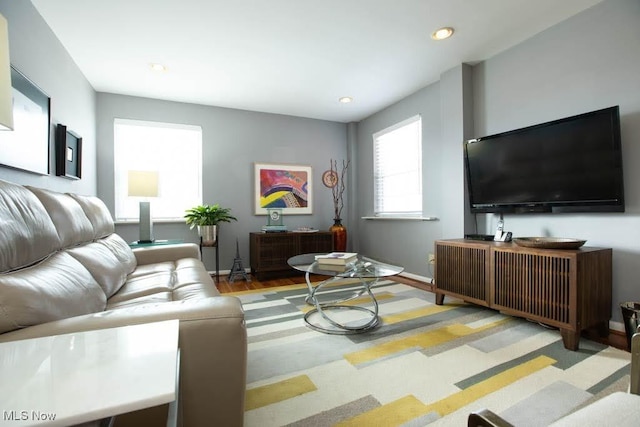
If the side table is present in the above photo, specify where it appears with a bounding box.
[129,239,184,248]
[0,320,179,426]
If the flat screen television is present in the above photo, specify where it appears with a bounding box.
[464,106,624,214]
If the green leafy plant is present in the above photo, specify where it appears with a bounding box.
[184,204,237,229]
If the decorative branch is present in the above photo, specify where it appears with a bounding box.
[330,158,350,220]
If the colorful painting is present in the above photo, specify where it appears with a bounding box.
[254,163,312,215]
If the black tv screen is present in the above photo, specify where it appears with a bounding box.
[464,106,624,213]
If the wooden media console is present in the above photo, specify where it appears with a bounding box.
[434,239,612,350]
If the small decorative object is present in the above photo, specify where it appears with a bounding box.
[184,204,237,245]
[262,208,287,232]
[292,227,319,233]
[322,169,338,188]
[228,238,250,283]
[325,159,350,251]
[55,124,83,179]
[513,237,586,249]
[267,208,283,226]
[254,162,312,215]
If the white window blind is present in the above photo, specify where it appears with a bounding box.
[373,115,422,216]
[114,119,202,221]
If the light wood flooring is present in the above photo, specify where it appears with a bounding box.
[214,272,627,351]
[214,272,432,294]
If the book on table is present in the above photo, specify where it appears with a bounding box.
[316,263,350,272]
[314,252,358,265]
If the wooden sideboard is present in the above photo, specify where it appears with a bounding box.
[434,239,612,350]
[250,232,333,280]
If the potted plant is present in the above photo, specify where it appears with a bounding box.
[184,204,237,245]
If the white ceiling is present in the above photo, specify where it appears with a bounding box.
[31,0,604,123]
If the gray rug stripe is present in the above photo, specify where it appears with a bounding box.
[283,395,381,427]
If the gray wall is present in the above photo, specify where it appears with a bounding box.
[471,0,640,323]
[354,82,442,276]
[0,1,96,194]
[97,93,347,271]
[355,0,639,324]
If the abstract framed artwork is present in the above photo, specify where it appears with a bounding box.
[254,163,312,215]
[55,124,82,179]
[0,66,50,175]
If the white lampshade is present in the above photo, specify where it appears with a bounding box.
[127,170,159,197]
[0,13,13,131]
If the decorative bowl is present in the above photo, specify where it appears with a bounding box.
[512,237,586,249]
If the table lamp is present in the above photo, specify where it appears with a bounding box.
[0,13,14,131]
[128,170,159,243]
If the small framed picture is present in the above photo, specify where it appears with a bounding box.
[55,124,82,179]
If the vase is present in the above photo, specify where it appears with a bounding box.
[198,225,218,246]
[330,218,347,252]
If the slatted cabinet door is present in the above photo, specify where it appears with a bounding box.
[434,240,491,306]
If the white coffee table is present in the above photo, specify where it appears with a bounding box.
[0,320,179,427]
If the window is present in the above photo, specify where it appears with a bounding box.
[114,119,202,221]
[373,115,422,216]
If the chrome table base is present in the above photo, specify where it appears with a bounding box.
[302,270,380,335]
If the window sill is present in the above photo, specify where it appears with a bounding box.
[115,219,187,225]
[361,216,439,221]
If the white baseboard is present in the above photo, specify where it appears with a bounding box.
[610,320,624,333]
[399,271,432,284]
[208,268,251,276]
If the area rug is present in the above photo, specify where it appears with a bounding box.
[228,280,631,426]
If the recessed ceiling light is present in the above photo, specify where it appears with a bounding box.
[150,63,167,72]
[339,96,353,104]
[431,27,454,41]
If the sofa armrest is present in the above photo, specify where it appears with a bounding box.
[132,243,201,264]
[468,409,515,427]
[0,297,247,427]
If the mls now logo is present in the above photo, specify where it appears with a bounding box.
[3,410,57,421]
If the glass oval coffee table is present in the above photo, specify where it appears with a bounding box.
[287,253,403,334]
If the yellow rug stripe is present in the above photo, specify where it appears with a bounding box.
[427,355,556,416]
[380,302,465,325]
[245,375,317,411]
[344,319,510,365]
[336,395,426,427]
[337,355,556,426]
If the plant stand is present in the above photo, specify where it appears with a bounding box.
[199,236,219,279]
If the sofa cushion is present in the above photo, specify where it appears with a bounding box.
[0,252,106,334]
[0,179,61,273]
[26,186,94,248]
[67,240,134,298]
[108,257,219,308]
[67,193,115,239]
[97,233,138,272]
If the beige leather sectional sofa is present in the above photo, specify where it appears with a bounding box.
[0,179,247,427]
